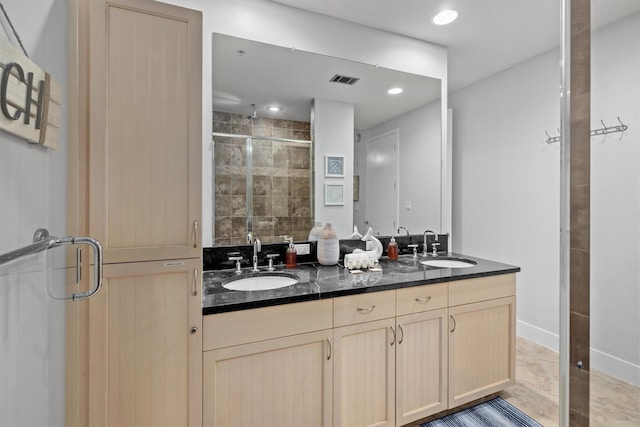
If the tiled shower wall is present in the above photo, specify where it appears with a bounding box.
[213,111,313,245]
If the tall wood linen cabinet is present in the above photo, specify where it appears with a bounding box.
[66,1,203,426]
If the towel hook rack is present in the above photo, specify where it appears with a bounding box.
[545,116,628,144]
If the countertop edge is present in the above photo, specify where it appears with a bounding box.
[202,265,520,315]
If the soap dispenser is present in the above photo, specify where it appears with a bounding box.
[285,237,297,268]
[387,236,399,260]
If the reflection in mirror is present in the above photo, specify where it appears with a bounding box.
[211,33,442,245]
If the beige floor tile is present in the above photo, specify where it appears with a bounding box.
[504,336,640,426]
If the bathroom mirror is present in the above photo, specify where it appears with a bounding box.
[211,33,442,245]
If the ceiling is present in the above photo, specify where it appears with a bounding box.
[271,0,640,91]
[213,1,640,130]
[213,34,441,129]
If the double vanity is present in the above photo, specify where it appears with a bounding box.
[202,251,520,427]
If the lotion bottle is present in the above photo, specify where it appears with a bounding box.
[387,236,399,260]
[285,238,297,268]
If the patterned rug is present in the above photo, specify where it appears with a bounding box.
[420,397,543,427]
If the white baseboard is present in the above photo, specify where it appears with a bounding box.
[591,348,640,388]
[516,320,640,387]
[516,319,559,353]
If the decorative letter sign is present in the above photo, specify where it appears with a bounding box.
[0,36,61,149]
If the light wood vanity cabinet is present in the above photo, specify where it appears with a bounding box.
[67,1,203,426]
[333,291,396,427]
[203,300,333,427]
[448,275,516,408]
[202,274,516,427]
[90,259,202,427]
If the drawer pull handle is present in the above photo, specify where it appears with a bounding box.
[390,326,396,346]
[415,296,432,304]
[327,338,332,360]
[398,324,404,344]
[356,305,375,314]
[450,315,457,333]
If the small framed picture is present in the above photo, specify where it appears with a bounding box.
[325,155,345,177]
[325,183,344,206]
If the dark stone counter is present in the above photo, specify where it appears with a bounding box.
[203,253,520,315]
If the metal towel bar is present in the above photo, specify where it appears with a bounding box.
[0,228,103,301]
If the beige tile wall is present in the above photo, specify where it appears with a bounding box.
[213,111,312,245]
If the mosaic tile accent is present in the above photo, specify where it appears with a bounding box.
[213,111,313,244]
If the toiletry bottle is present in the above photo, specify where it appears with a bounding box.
[317,223,339,265]
[285,238,297,268]
[308,221,323,241]
[387,236,398,260]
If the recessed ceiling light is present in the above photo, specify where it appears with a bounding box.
[267,105,283,112]
[388,87,403,95]
[432,9,458,26]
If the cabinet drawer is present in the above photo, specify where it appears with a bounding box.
[203,299,333,350]
[333,290,395,327]
[449,274,515,307]
[396,282,448,315]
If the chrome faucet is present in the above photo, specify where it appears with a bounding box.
[422,230,438,257]
[252,237,262,272]
[397,226,410,236]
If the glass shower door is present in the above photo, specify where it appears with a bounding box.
[588,2,640,424]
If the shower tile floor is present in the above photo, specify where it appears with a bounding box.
[500,337,640,426]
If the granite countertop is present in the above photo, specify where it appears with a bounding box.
[203,253,520,315]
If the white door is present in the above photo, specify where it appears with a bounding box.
[365,130,399,236]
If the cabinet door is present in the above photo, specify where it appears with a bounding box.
[88,0,202,264]
[88,259,202,427]
[203,330,333,427]
[448,296,516,408]
[334,318,396,427]
[396,309,448,425]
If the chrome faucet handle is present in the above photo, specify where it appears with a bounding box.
[228,254,244,273]
[266,253,279,271]
[431,242,440,256]
[407,244,418,258]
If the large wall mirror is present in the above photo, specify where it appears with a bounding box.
[211,33,442,245]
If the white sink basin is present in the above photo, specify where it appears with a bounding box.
[420,258,476,269]
[223,273,299,291]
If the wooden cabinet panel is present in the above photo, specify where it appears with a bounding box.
[333,318,396,427]
[448,296,516,408]
[203,299,332,350]
[203,330,332,427]
[88,0,202,264]
[396,309,448,425]
[448,274,515,307]
[396,282,448,315]
[333,290,395,327]
[89,259,202,427]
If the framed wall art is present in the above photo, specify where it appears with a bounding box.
[324,183,345,206]
[325,155,344,177]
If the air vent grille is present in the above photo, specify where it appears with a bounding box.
[329,74,360,85]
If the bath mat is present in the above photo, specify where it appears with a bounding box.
[420,397,543,427]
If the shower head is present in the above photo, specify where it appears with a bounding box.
[247,103,260,120]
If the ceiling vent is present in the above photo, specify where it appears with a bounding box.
[329,74,360,85]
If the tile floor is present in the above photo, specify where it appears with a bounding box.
[500,337,640,426]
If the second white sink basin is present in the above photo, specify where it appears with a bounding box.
[223,272,299,291]
[420,258,476,269]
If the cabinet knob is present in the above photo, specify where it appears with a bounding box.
[190,327,198,334]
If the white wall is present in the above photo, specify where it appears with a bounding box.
[160,0,448,247]
[356,100,442,235]
[313,99,354,237]
[0,0,68,425]
[452,13,640,385]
